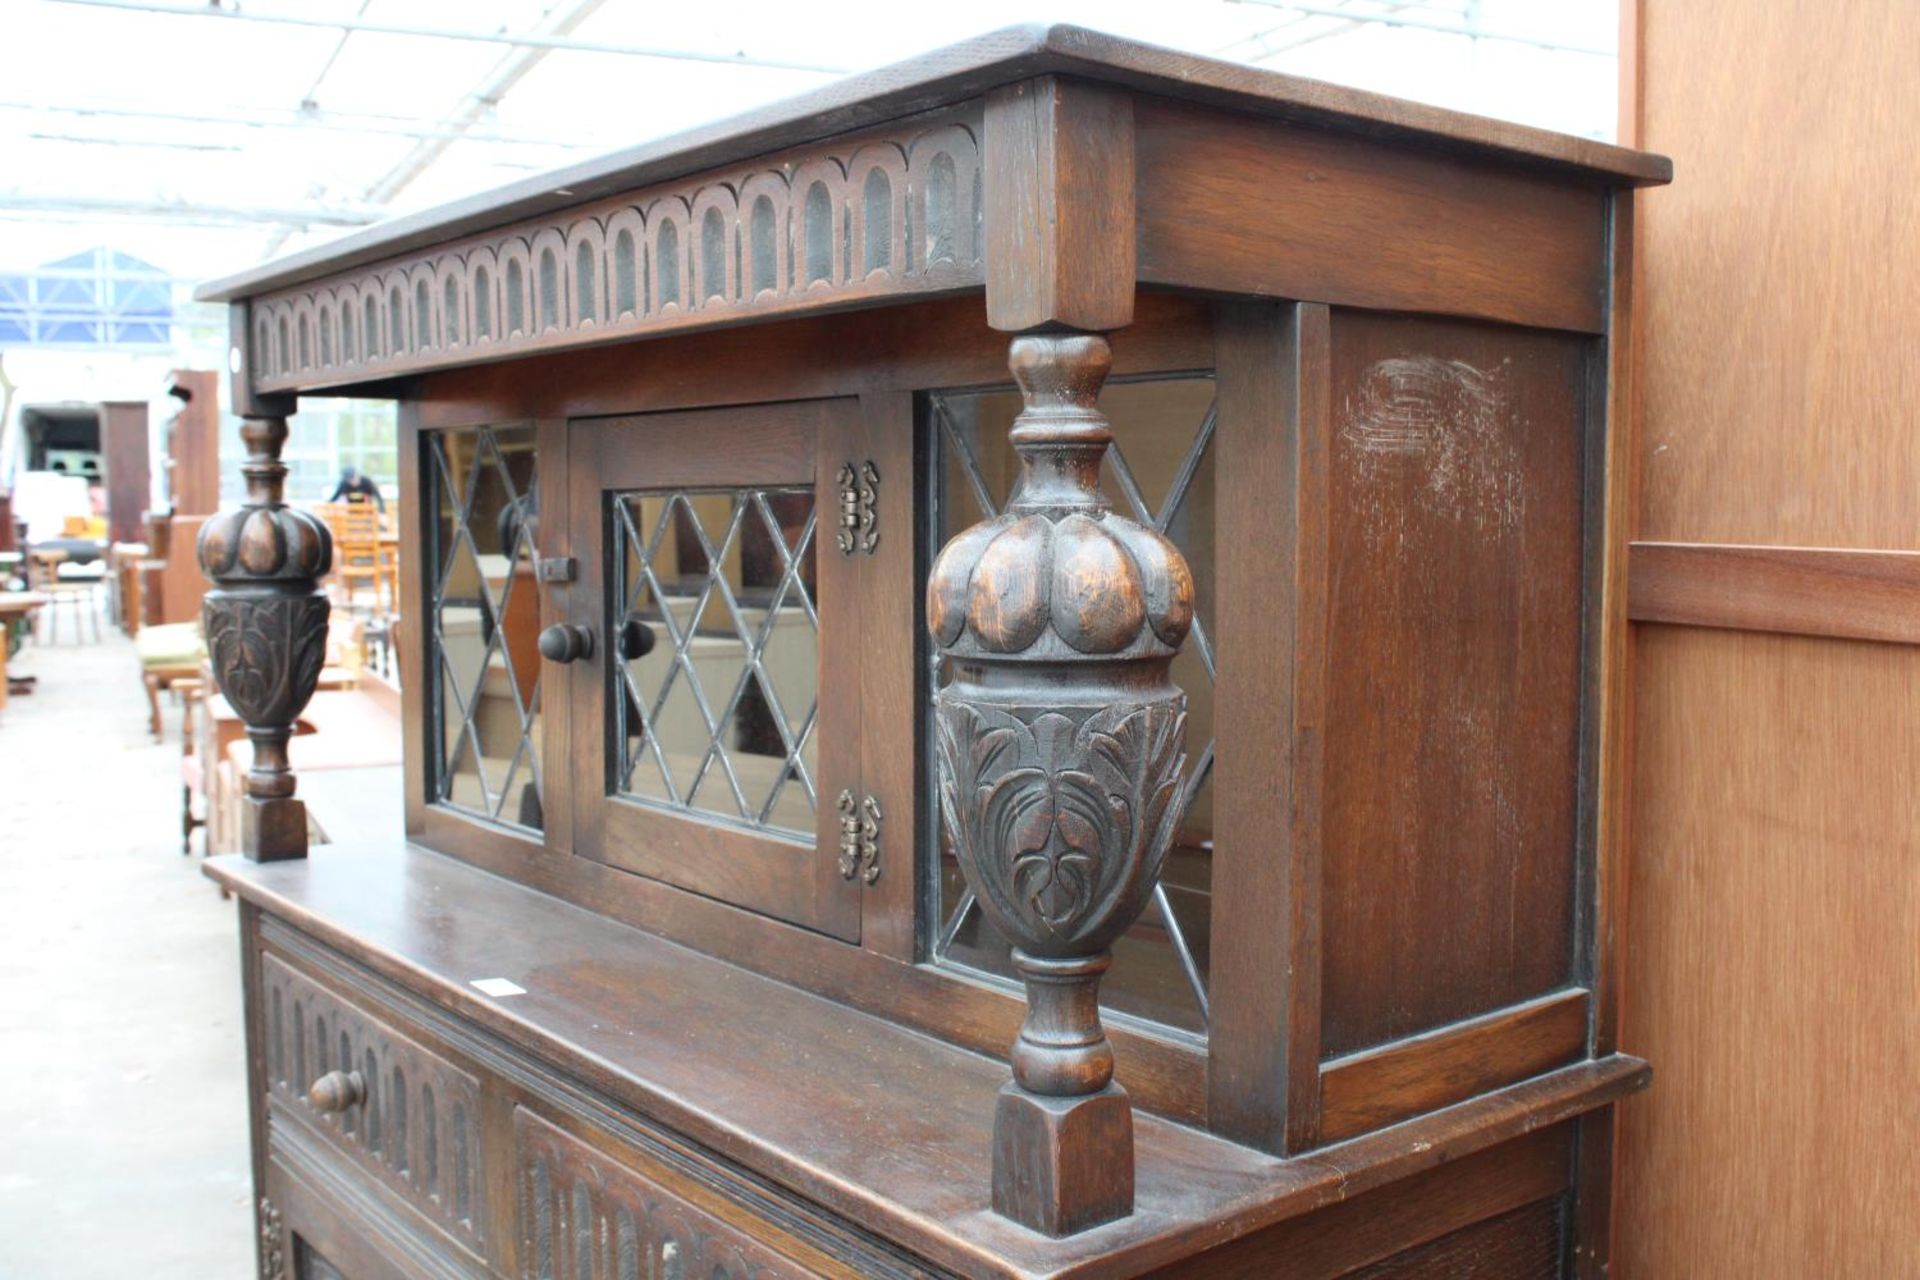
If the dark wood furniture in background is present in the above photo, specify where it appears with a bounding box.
[140,370,222,630]
[99,399,150,546]
[141,511,215,628]
[164,368,222,515]
[196,26,1668,1279]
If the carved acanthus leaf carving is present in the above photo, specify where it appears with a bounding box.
[203,593,330,729]
[936,697,1186,952]
[197,411,331,858]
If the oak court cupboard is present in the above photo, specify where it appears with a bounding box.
[195,25,1670,1279]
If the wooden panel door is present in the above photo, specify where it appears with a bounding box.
[568,400,861,941]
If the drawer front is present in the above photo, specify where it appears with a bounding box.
[515,1107,828,1280]
[262,951,489,1259]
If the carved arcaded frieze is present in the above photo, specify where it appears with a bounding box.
[247,109,985,392]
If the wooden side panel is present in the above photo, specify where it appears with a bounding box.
[1635,2,1920,548]
[1320,312,1588,1056]
[1135,97,1609,335]
[1618,628,1920,1277]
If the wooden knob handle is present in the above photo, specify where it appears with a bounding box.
[537,623,594,663]
[307,1069,366,1113]
[617,614,656,661]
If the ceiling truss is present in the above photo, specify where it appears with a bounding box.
[8,1,1614,243]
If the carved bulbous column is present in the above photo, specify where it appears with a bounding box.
[197,415,333,860]
[928,332,1193,1235]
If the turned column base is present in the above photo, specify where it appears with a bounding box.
[242,795,309,861]
[992,1082,1134,1236]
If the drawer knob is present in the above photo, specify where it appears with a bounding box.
[538,623,594,663]
[307,1069,366,1113]
[616,614,656,661]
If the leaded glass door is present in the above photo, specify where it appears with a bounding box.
[568,401,861,941]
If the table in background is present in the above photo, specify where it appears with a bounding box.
[0,592,51,712]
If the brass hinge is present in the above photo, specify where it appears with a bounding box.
[836,460,880,555]
[837,788,882,884]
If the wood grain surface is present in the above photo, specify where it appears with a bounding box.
[1620,2,1920,1273]
[983,78,1134,332]
[1319,311,1588,1057]
[1135,99,1609,334]
[1634,0,1920,549]
[1619,628,1920,1277]
[1319,990,1589,1144]
[1629,542,1920,645]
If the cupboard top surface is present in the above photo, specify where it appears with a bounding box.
[208,844,1647,1280]
[196,22,1669,306]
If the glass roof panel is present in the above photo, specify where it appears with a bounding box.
[0,0,1622,284]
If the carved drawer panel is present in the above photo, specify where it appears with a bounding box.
[262,952,488,1258]
[514,1108,826,1280]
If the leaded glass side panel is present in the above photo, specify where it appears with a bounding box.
[926,377,1218,1036]
[611,486,819,841]
[426,424,544,831]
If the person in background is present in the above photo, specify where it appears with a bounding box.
[328,465,386,513]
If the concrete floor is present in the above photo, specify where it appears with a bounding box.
[0,630,253,1277]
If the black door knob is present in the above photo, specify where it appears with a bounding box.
[616,614,656,661]
[538,623,594,663]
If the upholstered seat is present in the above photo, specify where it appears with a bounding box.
[135,621,205,669]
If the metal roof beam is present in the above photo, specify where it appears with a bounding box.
[1229,1,1613,57]
[0,194,384,228]
[1216,1,1427,60]
[45,0,855,75]
[0,99,602,149]
[361,0,611,207]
